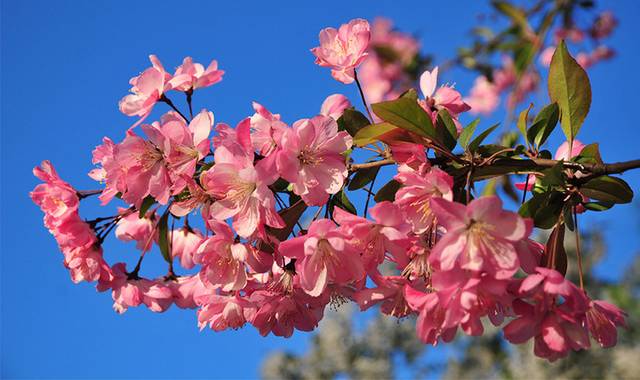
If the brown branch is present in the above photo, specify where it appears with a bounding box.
[349,158,395,172]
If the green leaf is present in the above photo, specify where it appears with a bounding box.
[519,191,565,229]
[528,103,559,147]
[138,196,155,218]
[517,103,533,144]
[539,162,565,187]
[459,118,480,149]
[337,109,371,137]
[157,212,172,264]
[548,41,592,143]
[492,1,529,31]
[581,176,633,204]
[353,122,397,147]
[468,123,500,152]
[574,143,603,165]
[269,200,308,242]
[374,180,401,202]
[582,201,614,211]
[435,109,458,150]
[371,97,436,139]
[348,166,380,191]
[333,190,357,215]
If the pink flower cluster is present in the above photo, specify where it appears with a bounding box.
[30,18,627,360]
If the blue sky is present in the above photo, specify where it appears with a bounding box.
[2,0,640,378]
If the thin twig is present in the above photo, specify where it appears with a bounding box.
[353,70,375,122]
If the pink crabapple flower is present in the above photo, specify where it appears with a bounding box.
[30,161,79,229]
[197,293,256,331]
[160,110,213,192]
[119,55,171,120]
[404,284,458,346]
[504,267,591,361]
[115,208,156,252]
[278,219,366,297]
[353,274,414,318]
[465,76,500,115]
[195,221,250,291]
[167,56,224,92]
[418,67,471,124]
[170,275,208,309]
[429,196,533,279]
[170,226,204,270]
[250,102,288,156]
[320,93,352,120]
[311,19,371,84]
[248,289,326,337]
[586,299,627,348]
[276,115,353,206]
[333,201,411,272]
[107,263,174,314]
[113,125,172,207]
[63,244,111,284]
[202,119,284,238]
[394,167,454,234]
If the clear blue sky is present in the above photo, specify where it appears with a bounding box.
[2,0,640,378]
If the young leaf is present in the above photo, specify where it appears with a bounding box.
[459,118,480,149]
[353,122,397,147]
[548,41,592,143]
[374,179,401,202]
[333,189,357,215]
[528,102,559,147]
[157,212,172,264]
[582,201,614,211]
[371,97,436,139]
[348,166,380,191]
[435,109,458,150]
[581,176,634,204]
[573,143,603,165]
[337,109,370,137]
[539,162,565,187]
[517,103,533,144]
[138,196,155,218]
[468,123,500,152]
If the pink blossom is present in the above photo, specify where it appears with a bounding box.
[161,110,213,192]
[249,102,288,156]
[590,11,618,40]
[195,221,249,291]
[167,57,224,92]
[119,55,170,119]
[197,294,255,331]
[108,263,174,314]
[394,167,454,234]
[465,76,500,115]
[114,126,172,206]
[53,215,98,251]
[358,56,393,104]
[63,244,110,284]
[320,94,351,120]
[334,201,410,272]
[115,209,156,252]
[311,19,371,84]
[30,161,79,228]
[429,196,532,278]
[404,285,457,345]
[171,226,204,270]
[170,275,208,309]
[418,67,471,119]
[539,46,555,67]
[276,115,352,206]
[278,219,365,297]
[353,274,413,317]
[504,267,590,361]
[586,299,627,348]
[249,289,325,337]
[369,17,420,65]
